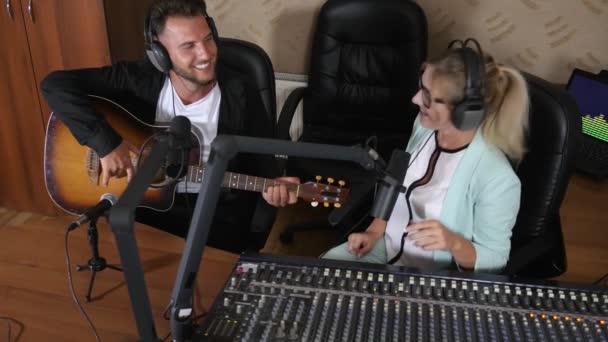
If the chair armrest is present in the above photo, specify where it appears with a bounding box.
[502,216,566,277]
[277,87,306,140]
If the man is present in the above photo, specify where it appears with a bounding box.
[41,0,276,253]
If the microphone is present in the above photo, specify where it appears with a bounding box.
[370,149,410,220]
[68,193,118,231]
[166,116,192,178]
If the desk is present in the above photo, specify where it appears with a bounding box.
[0,214,238,341]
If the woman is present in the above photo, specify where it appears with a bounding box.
[264,41,529,273]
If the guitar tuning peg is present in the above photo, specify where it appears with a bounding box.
[323,202,330,208]
[338,180,346,187]
[310,201,319,207]
[315,175,322,182]
[327,177,335,184]
[334,203,342,208]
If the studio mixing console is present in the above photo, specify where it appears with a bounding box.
[193,253,608,341]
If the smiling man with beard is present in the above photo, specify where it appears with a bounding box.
[41,0,277,253]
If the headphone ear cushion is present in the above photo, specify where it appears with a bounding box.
[146,41,172,73]
[451,98,486,130]
[451,102,466,129]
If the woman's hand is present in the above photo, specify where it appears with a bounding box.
[406,220,459,251]
[262,176,300,207]
[347,230,383,257]
[407,219,477,269]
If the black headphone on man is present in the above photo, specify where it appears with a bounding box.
[447,38,486,130]
[144,0,219,73]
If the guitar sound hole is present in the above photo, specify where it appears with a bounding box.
[166,164,186,178]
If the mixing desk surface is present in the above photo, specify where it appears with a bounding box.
[194,253,608,342]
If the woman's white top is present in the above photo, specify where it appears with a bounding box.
[384,131,468,269]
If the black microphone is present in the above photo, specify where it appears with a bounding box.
[166,115,192,178]
[370,149,410,220]
[69,193,118,231]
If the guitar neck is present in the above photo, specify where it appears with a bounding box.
[187,166,297,194]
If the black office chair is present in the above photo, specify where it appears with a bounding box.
[503,73,581,278]
[277,0,428,243]
[218,37,278,251]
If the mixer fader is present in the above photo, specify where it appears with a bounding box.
[194,253,608,341]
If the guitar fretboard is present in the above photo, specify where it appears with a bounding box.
[187,166,298,194]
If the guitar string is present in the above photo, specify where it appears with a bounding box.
[200,166,342,204]
[169,78,340,206]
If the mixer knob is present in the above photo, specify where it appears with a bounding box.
[287,322,299,340]
[446,288,454,299]
[544,298,555,310]
[522,296,531,308]
[276,321,287,339]
[508,295,518,307]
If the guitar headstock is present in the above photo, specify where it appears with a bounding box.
[298,176,349,208]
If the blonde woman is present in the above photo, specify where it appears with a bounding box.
[264,39,529,273]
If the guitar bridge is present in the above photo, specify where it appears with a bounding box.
[86,148,101,185]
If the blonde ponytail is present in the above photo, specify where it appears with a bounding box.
[481,60,529,162]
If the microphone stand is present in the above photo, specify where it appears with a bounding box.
[76,216,122,303]
[108,133,173,342]
[108,134,393,341]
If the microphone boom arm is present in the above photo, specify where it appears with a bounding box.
[170,135,379,341]
[108,134,383,341]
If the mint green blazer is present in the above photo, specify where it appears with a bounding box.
[406,116,521,273]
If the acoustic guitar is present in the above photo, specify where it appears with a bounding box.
[44,95,349,215]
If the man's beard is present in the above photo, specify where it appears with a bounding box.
[173,62,216,87]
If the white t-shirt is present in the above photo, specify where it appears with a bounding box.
[155,78,221,193]
[155,78,221,163]
[384,131,467,269]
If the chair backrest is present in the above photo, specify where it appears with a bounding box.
[302,0,427,159]
[506,73,581,276]
[216,37,278,250]
[218,37,277,125]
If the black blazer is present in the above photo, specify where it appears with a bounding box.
[40,57,276,178]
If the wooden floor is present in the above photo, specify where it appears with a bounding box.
[0,214,239,341]
[0,173,607,341]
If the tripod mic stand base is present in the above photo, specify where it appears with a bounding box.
[76,257,122,303]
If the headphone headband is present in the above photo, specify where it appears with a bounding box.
[447,38,486,130]
[447,39,464,49]
[144,0,218,73]
[144,11,154,47]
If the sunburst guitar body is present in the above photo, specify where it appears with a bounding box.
[44,96,349,215]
